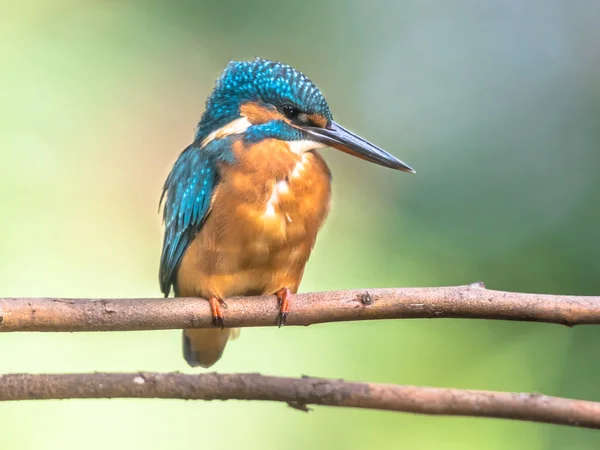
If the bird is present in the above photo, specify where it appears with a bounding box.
[159,58,414,368]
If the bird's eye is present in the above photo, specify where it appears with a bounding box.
[282,104,300,119]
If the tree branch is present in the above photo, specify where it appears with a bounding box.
[0,283,599,332]
[0,372,598,429]
[2,287,599,428]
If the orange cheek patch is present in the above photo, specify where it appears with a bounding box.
[240,102,287,124]
[307,114,327,128]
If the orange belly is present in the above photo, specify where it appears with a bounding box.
[175,140,331,299]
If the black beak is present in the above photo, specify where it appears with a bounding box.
[302,121,415,173]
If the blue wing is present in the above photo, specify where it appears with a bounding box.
[159,144,217,296]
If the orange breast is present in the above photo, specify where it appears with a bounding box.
[175,139,331,299]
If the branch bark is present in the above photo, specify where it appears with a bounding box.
[0,283,599,332]
[0,372,598,429]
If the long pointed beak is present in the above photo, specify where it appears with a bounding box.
[302,121,415,173]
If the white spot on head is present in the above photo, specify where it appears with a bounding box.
[287,140,323,155]
[201,117,252,147]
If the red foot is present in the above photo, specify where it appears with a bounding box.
[209,296,227,329]
[276,288,291,327]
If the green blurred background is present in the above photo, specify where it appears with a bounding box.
[2,1,600,449]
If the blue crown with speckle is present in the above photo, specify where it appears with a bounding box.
[196,58,332,141]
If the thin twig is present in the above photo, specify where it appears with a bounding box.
[0,372,597,429]
[0,283,598,332]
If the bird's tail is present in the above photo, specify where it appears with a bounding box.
[182,328,240,368]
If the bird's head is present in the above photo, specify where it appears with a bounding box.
[194,58,414,173]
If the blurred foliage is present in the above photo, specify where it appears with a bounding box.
[1,1,600,449]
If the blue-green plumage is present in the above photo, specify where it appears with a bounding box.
[159,144,216,297]
[244,120,304,143]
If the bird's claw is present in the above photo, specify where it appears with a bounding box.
[278,311,288,328]
[209,296,226,329]
[276,288,291,327]
[211,315,225,329]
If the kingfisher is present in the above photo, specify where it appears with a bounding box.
[159,58,414,368]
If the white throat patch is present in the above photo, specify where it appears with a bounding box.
[286,140,324,155]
